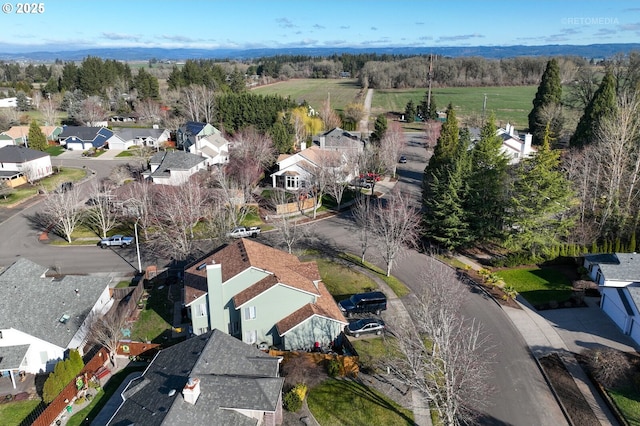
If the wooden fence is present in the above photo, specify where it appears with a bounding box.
[275,197,316,216]
[30,347,110,426]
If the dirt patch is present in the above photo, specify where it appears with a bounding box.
[461,268,520,309]
[539,353,600,426]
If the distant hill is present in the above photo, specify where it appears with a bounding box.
[2,44,639,62]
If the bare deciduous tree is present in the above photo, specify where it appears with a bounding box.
[136,98,162,124]
[378,120,406,176]
[178,85,216,123]
[39,95,60,126]
[209,165,251,229]
[351,192,375,263]
[227,127,276,200]
[269,188,309,254]
[79,96,107,126]
[372,190,421,276]
[386,265,495,426]
[84,181,118,239]
[89,303,128,366]
[319,99,342,130]
[42,185,84,243]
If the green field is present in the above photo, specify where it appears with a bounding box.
[496,267,573,305]
[252,78,364,112]
[372,85,537,130]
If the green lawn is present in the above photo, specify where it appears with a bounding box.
[316,258,379,301]
[45,145,65,156]
[115,150,134,157]
[131,284,173,343]
[0,167,88,207]
[0,399,41,426]
[307,378,414,426]
[608,388,640,426]
[496,267,573,305]
[252,78,363,112]
[372,85,538,129]
[338,253,410,298]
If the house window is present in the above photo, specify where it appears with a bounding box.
[244,306,256,320]
[0,330,2,339]
[197,303,207,317]
[198,327,209,334]
[595,269,603,285]
[285,175,299,189]
[244,330,257,344]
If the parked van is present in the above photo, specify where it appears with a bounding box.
[338,291,387,316]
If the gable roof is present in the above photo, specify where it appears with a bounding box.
[59,126,114,148]
[149,151,206,178]
[3,126,60,140]
[181,121,208,136]
[0,145,49,163]
[113,127,168,141]
[200,132,229,149]
[183,239,346,327]
[0,258,111,348]
[313,127,362,149]
[0,344,30,370]
[108,329,283,426]
[586,253,640,282]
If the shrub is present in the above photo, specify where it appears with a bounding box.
[74,396,86,405]
[293,383,307,401]
[283,389,303,412]
[327,358,341,377]
[502,284,518,300]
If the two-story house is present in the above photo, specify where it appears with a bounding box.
[183,239,347,351]
[176,121,219,152]
[142,151,207,186]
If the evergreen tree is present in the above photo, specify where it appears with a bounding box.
[419,92,438,120]
[15,92,30,111]
[28,120,48,151]
[370,114,388,144]
[269,120,294,154]
[506,123,574,258]
[466,114,509,242]
[404,100,416,123]
[134,68,160,100]
[427,103,459,170]
[569,70,617,147]
[528,59,562,145]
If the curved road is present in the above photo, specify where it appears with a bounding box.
[287,132,566,425]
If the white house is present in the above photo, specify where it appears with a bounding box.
[0,145,53,186]
[583,253,640,346]
[497,123,534,164]
[0,97,31,108]
[111,127,171,151]
[177,121,219,152]
[188,132,229,166]
[143,151,208,186]
[59,126,120,151]
[271,145,357,191]
[0,259,113,385]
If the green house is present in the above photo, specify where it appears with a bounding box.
[184,239,347,351]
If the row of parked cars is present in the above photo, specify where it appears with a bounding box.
[338,291,388,338]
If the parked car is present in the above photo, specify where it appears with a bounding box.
[338,291,387,317]
[99,235,134,248]
[399,156,407,163]
[360,172,381,183]
[227,226,261,238]
[345,318,385,337]
[351,178,372,189]
[55,181,73,193]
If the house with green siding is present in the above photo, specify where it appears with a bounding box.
[183,239,347,351]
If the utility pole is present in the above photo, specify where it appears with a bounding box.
[482,93,487,122]
[427,54,434,119]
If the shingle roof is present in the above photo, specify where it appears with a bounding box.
[108,329,283,426]
[0,344,30,370]
[149,151,206,178]
[184,239,346,327]
[183,121,207,136]
[201,132,229,149]
[314,127,362,149]
[113,128,167,141]
[589,253,640,281]
[0,258,111,348]
[0,145,49,163]
[3,126,60,139]
[59,126,112,141]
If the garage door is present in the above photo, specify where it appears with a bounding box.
[602,293,628,333]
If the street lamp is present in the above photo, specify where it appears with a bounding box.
[134,218,142,275]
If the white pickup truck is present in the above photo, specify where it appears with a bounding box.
[227,226,261,238]
[99,235,134,248]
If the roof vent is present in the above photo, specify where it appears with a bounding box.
[196,263,207,271]
[168,389,176,397]
[59,314,70,324]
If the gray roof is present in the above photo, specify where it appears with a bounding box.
[0,258,111,348]
[314,127,362,149]
[108,329,283,426]
[627,286,640,315]
[0,344,29,370]
[0,145,49,163]
[588,253,640,281]
[149,151,206,178]
[114,128,167,141]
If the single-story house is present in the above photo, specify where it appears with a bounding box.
[105,329,284,426]
[58,126,119,151]
[0,145,53,186]
[0,258,113,383]
[183,238,347,351]
[583,253,640,346]
[469,123,535,165]
[143,151,207,186]
[271,144,357,191]
[176,121,219,152]
[111,127,171,151]
[188,132,230,166]
[0,134,13,148]
[0,97,31,108]
[1,125,63,146]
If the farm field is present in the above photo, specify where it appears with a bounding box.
[252,78,364,112]
[371,85,538,130]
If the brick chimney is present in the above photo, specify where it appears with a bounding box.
[182,377,201,405]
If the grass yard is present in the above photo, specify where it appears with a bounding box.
[45,145,65,156]
[252,78,364,112]
[371,85,538,129]
[307,378,414,426]
[131,284,173,343]
[496,267,573,305]
[608,389,640,426]
[0,167,87,207]
[0,399,41,426]
[316,257,379,301]
[339,253,410,298]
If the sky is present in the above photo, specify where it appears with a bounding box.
[0,0,638,53]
